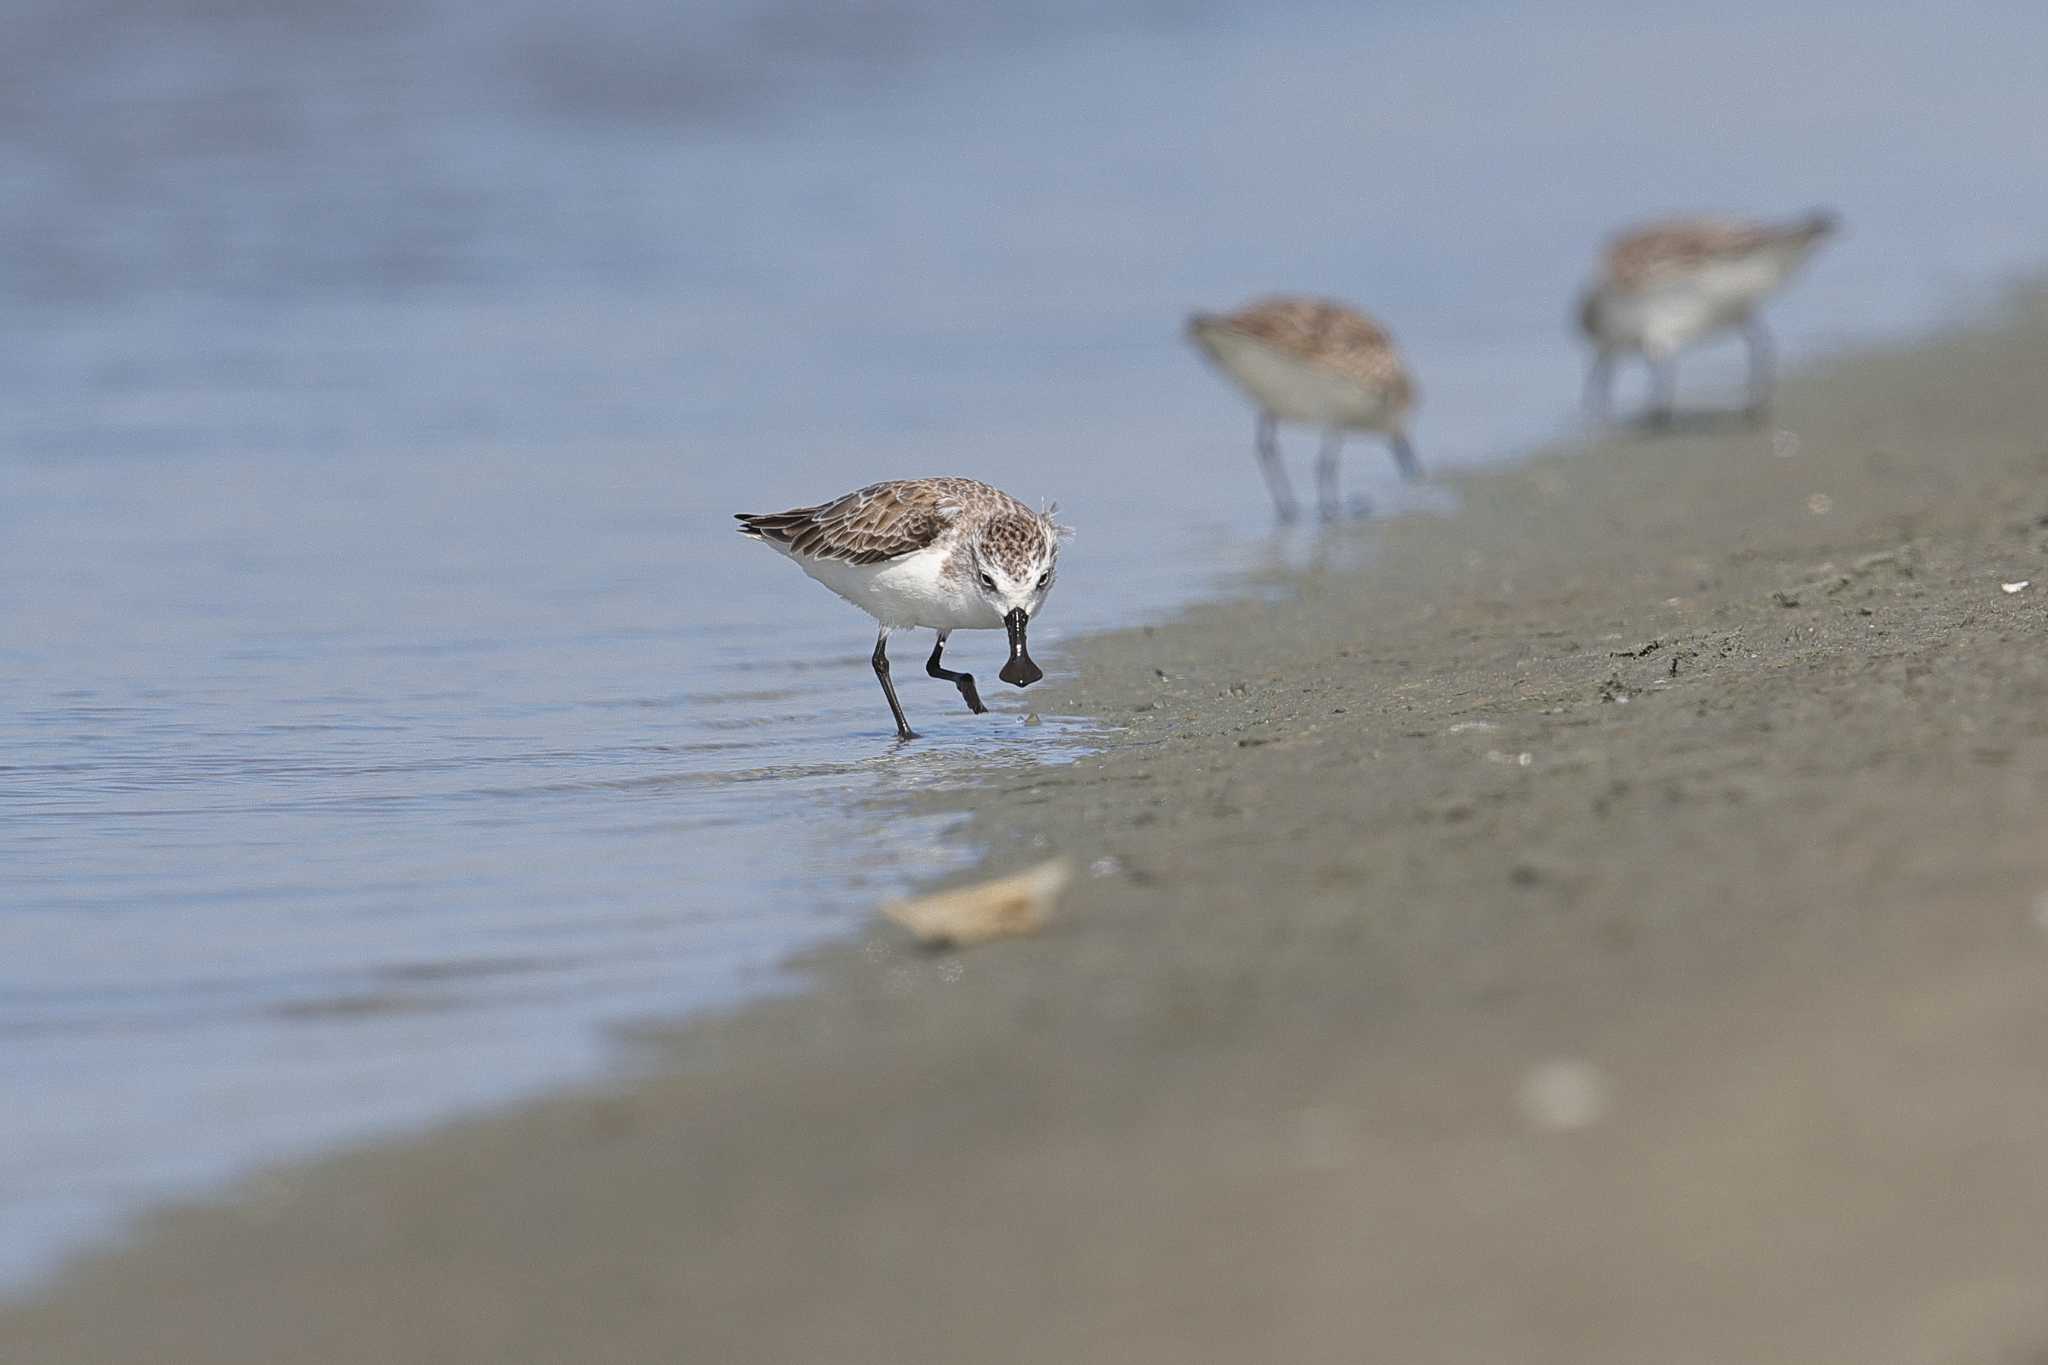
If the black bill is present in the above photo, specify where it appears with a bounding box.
[998,607,1042,687]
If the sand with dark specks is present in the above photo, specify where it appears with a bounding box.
[10,298,2048,1362]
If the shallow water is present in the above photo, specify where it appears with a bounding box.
[5,0,2047,1290]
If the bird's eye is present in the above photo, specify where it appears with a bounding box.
[1036,571,1051,589]
[979,572,996,591]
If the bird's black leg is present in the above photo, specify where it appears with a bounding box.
[1254,411,1300,523]
[1647,353,1678,427]
[872,629,915,740]
[1388,430,1423,481]
[1584,349,1614,423]
[1742,316,1775,420]
[926,631,987,715]
[1314,429,1343,520]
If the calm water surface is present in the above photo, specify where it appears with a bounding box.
[4,0,2046,1289]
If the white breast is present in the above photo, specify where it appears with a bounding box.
[1599,284,1721,356]
[1597,237,1823,356]
[1195,330,1398,431]
[782,544,1002,631]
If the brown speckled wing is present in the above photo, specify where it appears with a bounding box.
[1601,214,1833,290]
[735,477,1009,566]
[1205,296,1412,399]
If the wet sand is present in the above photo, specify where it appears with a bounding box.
[11,301,2048,1361]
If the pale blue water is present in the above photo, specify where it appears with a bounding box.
[4,0,2046,1291]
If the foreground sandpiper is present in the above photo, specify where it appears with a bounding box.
[735,477,1068,741]
[1578,209,1839,424]
[1186,295,1421,521]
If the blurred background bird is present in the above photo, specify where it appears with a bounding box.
[1187,297,1422,521]
[1578,210,1840,425]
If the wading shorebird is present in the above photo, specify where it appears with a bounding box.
[1186,295,1421,522]
[735,477,1068,741]
[1578,209,1839,425]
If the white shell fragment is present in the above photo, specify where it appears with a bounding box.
[882,858,1072,948]
[2001,580,2029,594]
[1517,1058,1611,1132]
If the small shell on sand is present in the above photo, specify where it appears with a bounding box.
[883,859,1072,948]
[1518,1059,1611,1132]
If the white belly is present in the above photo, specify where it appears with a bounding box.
[1603,285,1725,356]
[1195,329,1397,430]
[1599,239,1818,356]
[785,546,1001,631]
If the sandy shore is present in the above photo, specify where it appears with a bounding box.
[11,300,2048,1362]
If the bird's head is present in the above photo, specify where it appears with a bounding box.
[967,505,1071,687]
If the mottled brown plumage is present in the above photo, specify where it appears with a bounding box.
[1185,294,1422,518]
[1599,212,1838,292]
[735,477,1043,572]
[1194,296,1414,405]
[735,476,1067,739]
[1578,209,1839,423]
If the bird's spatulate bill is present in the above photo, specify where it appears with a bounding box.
[999,608,1042,687]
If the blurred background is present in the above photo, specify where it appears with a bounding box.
[4,0,2046,1291]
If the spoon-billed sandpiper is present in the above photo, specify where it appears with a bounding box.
[1578,209,1839,425]
[735,477,1069,741]
[1186,295,1421,522]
